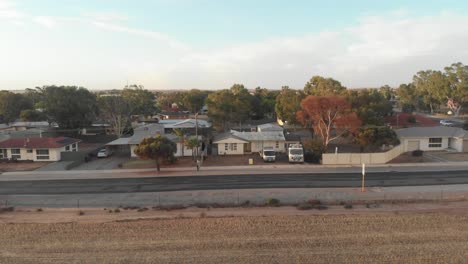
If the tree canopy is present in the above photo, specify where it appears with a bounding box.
[122,85,157,116]
[0,91,32,124]
[275,86,304,125]
[133,135,177,172]
[97,96,132,138]
[304,76,347,96]
[38,86,98,129]
[297,96,361,148]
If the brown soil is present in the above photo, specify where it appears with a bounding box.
[0,161,50,172]
[2,203,468,263]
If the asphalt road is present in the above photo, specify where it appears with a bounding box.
[1,170,468,195]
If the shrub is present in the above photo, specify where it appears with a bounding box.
[78,210,85,216]
[296,203,314,210]
[0,207,15,213]
[407,115,416,124]
[308,199,321,205]
[344,204,353,209]
[114,209,120,213]
[266,198,280,207]
[36,208,43,212]
[108,210,113,213]
[412,150,423,157]
[303,140,326,163]
[316,205,328,210]
[199,211,206,218]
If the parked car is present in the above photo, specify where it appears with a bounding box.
[440,119,454,126]
[97,149,111,158]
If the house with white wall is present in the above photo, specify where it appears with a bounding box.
[0,137,80,161]
[213,130,286,155]
[396,126,468,152]
[106,123,200,158]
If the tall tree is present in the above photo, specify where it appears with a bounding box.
[20,109,47,122]
[304,76,347,96]
[275,86,304,125]
[346,89,393,125]
[133,135,177,172]
[0,91,32,124]
[206,84,253,131]
[412,70,450,113]
[172,128,187,157]
[122,85,157,116]
[379,85,394,101]
[251,87,278,119]
[396,83,419,113]
[444,62,468,115]
[296,96,361,148]
[97,96,131,138]
[182,89,210,114]
[39,86,98,129]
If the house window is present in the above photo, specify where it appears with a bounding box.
[225,143,229,151]
[231,143,237,151]
[72,143,77,151]
[36,149,50,160]
[11,149,21,159]
[429,138,442,148]
[27,149,33,153]
[0,149,7,158]
[65,146,70,151]
[275,141,279,148]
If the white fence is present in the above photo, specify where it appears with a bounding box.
[322,145,405,165]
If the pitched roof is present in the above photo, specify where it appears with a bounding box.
[396,126,468,139]
[0,137,80,149]
[129,124,165,144]
[213,132,249,143]
[162,119,212,128]
[233,131,286,142]
[257,123,283,132]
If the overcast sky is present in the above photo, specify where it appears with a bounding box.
[1,0,468,90]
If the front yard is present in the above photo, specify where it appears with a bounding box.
[121,153,292,169]
[0,162,51,172]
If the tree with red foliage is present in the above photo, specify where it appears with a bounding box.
[297,96,362,148]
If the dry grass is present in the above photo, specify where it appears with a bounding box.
[1,213,468,263]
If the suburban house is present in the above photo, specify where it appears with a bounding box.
[396,126,468,152]
[0,121,57,132]
[257,123,284,132]
[105,123,201,158]
[0,137,80,161]
[213,130,286,155]
[159,119,212,134]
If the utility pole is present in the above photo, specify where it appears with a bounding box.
[195,113,199,171]
[361,163,366,192]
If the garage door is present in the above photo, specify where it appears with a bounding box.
[463,140,468,152]
[408,140,420,151]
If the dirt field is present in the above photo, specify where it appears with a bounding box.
[2,204,468,263]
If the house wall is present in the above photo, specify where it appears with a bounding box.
[2,147,62,161]
[175,143,200,157]
[130,145,138,158]
[250,140,286,153]
[450,138,464,152]
[401,137,449,152]
[217,143,244,155]
[322,145,405,165]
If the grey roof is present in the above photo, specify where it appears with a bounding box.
[396,126,468,139]
[257,123,283,132]
[161,119,212,128]
[129,124,165,144]
[232,131,286,142]
[213,132,249,143]
[106,137,131,146]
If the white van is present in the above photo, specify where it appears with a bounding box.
[260,147,276,162]
[288,144,304,163]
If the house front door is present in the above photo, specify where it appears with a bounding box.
[245,143,251,153]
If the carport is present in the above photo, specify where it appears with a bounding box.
[106,137,131,157]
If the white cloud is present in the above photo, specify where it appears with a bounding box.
[0,0,25,24]
[33,16,56,28]
[166,11,468,89]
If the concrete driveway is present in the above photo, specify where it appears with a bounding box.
[71,156,130,170]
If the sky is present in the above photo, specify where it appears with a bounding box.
[1,0,468,90]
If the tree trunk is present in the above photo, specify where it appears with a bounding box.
[156,158,160,172]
